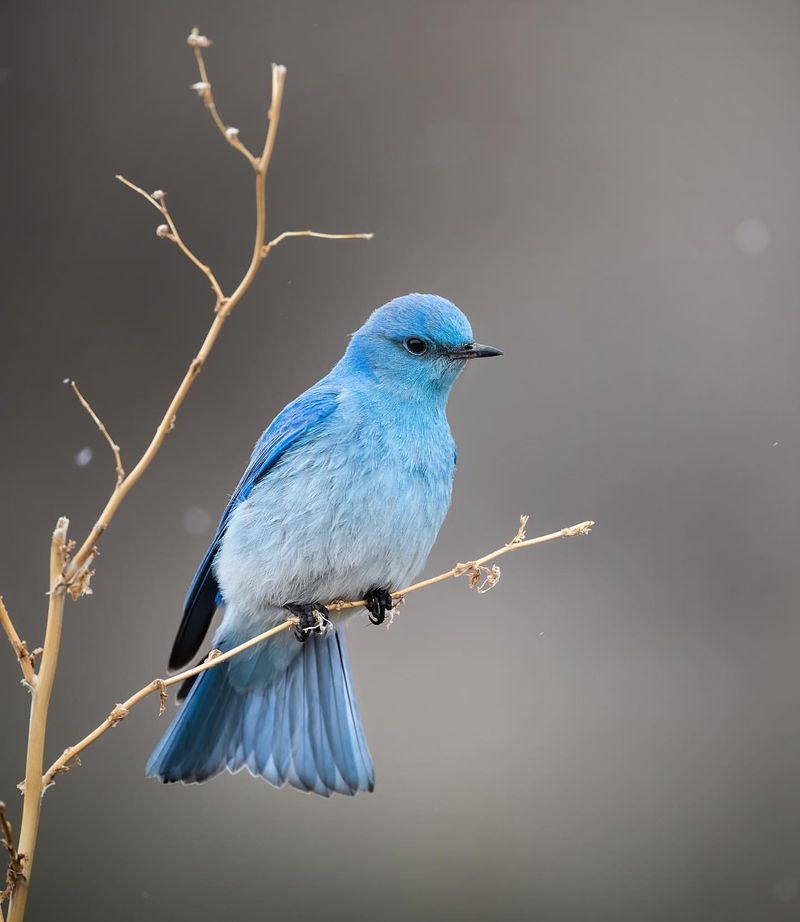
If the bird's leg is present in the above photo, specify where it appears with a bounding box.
[286,602,329,643]
[364,588,394,626]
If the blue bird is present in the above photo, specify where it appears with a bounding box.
[147,293,502,795]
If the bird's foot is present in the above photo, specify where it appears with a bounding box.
[287,602,329,643]
[364,588,394,626]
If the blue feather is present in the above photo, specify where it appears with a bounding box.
[148,630,374,796]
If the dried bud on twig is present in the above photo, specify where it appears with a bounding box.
[151,679,169,716]
[509,514,529,545]
[66,566,94,601]
[187,28,212,48]
[191,81,210,95]
[108,705,129,727]
[224,126,240,139]
[151,190,166,202]
[156,224,171,239]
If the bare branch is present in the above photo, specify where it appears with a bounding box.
[0,803,24,908]
[115,175,226,305]
[0,599,37,688]
[187,27,258,167]
[68,381,124,486]
[42,518,594,786]
[8,518,69,922]
[261,230,374,258]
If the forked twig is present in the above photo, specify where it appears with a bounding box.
[60,50,370,597]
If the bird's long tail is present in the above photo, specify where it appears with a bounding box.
[146,629,374,796]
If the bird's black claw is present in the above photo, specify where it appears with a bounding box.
[286,602,329,643]
[364,588,394,625]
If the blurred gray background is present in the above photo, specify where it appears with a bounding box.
[2,1,800,920]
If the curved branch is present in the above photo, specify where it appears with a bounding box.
[42,519,594,786]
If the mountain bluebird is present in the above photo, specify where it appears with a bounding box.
[147,293,502,795]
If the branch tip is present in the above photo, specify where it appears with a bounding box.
[261,229,374,258]
[563,520,595,538]
[187,27,212,49]
[69,380,125,486]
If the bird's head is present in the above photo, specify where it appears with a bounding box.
[344,293,502,397]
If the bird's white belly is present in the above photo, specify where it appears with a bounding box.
[215,443,453,620]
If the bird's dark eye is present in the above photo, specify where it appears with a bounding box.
[404,337,427,356]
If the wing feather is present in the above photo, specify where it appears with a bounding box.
[168,384,341,670]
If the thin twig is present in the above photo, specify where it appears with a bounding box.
[114,175,226,305]
[0,802,24,908]
[261,230,374,258]
[0,599,37,688]
[68,381,124,486]
[42,518,594,786]
[187,27,258,167]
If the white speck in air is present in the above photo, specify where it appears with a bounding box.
[74,447,93,467]
[184,506,212,535]
[772,879,798,902]
[735,219,770,253]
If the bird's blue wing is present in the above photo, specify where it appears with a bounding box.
[168,384,341,670]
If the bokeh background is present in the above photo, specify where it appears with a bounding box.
[2,1,800,919]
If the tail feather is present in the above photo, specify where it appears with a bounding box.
[147,629,374,796]
[328,632,373,791]
[146,661,237,783]
[294,637,340,794]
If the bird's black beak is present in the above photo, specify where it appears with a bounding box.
[447,341,504,359]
